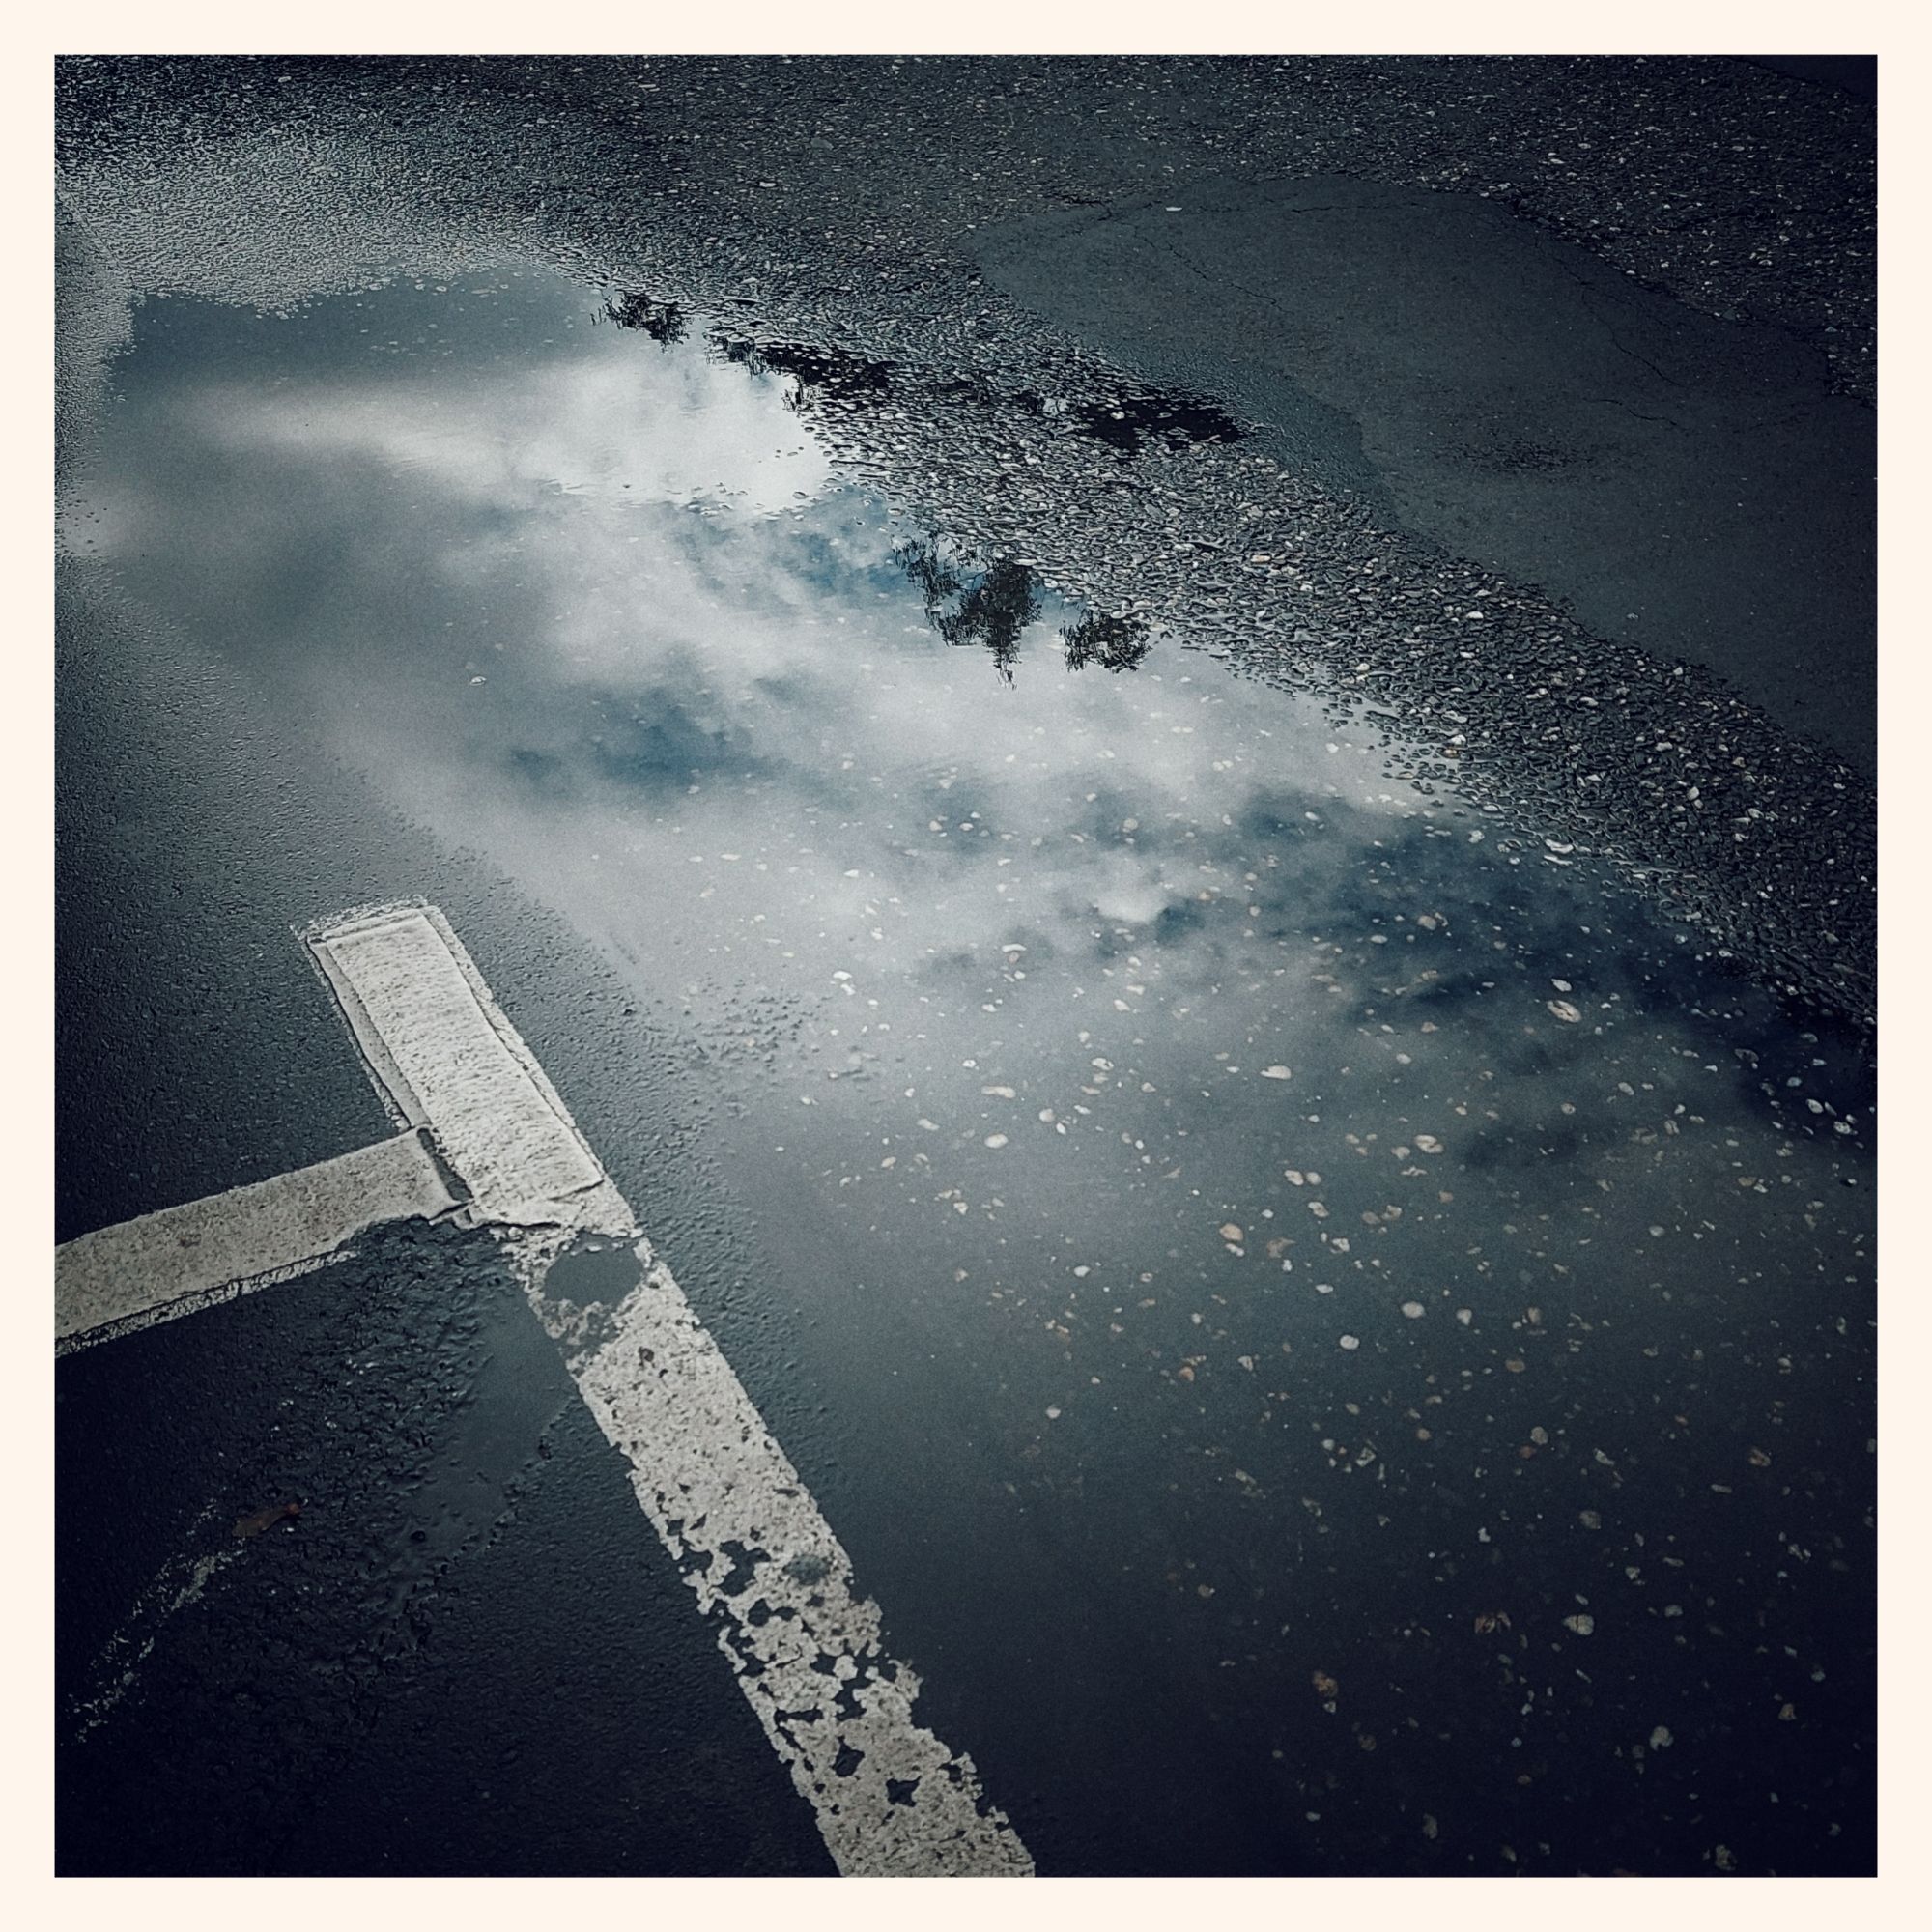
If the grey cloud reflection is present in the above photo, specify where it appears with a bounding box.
[81,271,1870,1345]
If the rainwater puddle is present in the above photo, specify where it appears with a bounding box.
[67,260,1876,1873]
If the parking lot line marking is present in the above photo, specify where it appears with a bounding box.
[309,903,630,1236]
[60,899,1032,1875]
[55,1127,460,1351]
[522,1226,1035,1877]
[314,903,1034,1877]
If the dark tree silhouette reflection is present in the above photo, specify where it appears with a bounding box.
[1061,611,1152,673]
[759,343,893,402]
[604,291,688,346]
[898,540,1042,685]
[898,541,1152,685]
[709,339,895,416]
[707,332,767,374]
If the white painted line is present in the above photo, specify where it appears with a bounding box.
[526,1232,1035,1877]
[55,1128,459,1350]
[316,903,1034,1877]
[60,902,1030,1873]
[309,903,629,1236]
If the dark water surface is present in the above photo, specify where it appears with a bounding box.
[62,264,1875,1875]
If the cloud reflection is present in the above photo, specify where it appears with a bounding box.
[79,269,1872,1345]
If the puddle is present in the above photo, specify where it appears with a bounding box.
[64,258,1876,1873]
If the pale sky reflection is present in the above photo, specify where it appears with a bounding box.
[79,270,1871,1333]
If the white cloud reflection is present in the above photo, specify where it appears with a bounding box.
[185,326,834,519]
[80,267,1869,1323]
[89,281,1420,1031]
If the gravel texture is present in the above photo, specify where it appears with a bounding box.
[55,54,1876,1037]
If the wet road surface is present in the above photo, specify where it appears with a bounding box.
[56,58,1876,1879]
[969,174,1875,773]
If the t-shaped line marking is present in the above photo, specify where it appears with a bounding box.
[55,900,1034,1878]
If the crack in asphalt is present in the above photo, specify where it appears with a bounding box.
[1595,396,1692,432]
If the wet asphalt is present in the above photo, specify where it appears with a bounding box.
[969,174,1874,774]
[57,552,837,1876]
[56,57,1875,1878]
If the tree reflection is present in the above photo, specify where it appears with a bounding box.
[603,290,688,346]
[759,343,893,402]
[898,540,1041,685]
[706,332,767,375]
[898,540,1153,685]
[1061,611,1152,673]
[1074,391,1245,457]
[704,337,895,416]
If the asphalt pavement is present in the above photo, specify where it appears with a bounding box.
[969,174,1875,773]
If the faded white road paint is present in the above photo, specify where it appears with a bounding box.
[59,899,1032,1877]
[69,1503,243,1741]
[523,1227,1035,1877]
[55,1127,458,1351]
[309,903,629,1236]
